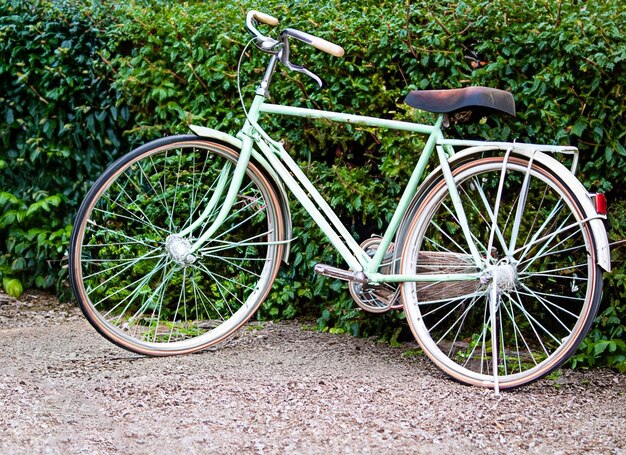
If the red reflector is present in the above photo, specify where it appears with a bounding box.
[594,193,608,215]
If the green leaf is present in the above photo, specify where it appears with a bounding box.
[2,278,24,298]
[615,141,626,157]
[570,121,587,137]
[593,340,611,356]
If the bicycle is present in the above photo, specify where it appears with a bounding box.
[69,10,611,390]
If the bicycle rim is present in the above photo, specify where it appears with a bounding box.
[70,137,284,355]
[400,156,602,388]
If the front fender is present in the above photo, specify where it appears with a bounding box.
[189,125,293,263]
[189,125,244,149]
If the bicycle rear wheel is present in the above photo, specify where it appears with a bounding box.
[400,155,602,388]
[70,136,285,355]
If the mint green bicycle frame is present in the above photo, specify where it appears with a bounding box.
[185,53,595,286]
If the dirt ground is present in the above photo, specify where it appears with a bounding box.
[1,290,625,454]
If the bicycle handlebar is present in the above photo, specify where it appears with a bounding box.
[246,10,345,89]
[246,10,344,58]
[282,28,345,58]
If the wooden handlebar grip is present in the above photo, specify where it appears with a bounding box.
[251,11,279,26]
[309,36,345,58]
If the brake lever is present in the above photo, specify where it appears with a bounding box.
[282,59,323,88]
[279,35,324,88]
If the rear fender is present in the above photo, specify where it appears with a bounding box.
[396,146,610,272]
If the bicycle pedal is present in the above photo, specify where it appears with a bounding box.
[314,264,368,283]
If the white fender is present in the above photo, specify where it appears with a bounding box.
[189,125,293,263]
[450,146,611,272]
[189,125,244,149]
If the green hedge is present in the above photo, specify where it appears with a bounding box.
[1,0,625,368]
[0,0,135,293]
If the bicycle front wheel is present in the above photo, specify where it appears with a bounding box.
[400,155,602,388]
[70,136,285,355]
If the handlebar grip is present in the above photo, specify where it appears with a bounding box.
[251,10,279,26]
[283,28,345,58]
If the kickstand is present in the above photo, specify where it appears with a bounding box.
[490,275,500,396]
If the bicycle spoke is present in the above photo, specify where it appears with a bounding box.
[499,297,538,369]
[71,138,283,354]
[401,155,601,388]
[508,290,560,351]
[438,199,489,256]
[469,175,511,258]
[86,250,165,296]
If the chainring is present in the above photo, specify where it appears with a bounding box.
[348,237,401,313]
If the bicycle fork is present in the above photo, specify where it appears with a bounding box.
[170,134,256,258]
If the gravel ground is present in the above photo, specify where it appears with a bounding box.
[1,290,625,455]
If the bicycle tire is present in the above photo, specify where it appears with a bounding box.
[400,155,602,389]
[70,136,285,355]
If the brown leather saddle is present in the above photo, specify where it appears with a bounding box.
[404,87,516,125]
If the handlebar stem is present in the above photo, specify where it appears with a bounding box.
[256,54,280,98]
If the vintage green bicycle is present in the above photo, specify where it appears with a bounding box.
[69,11,611,390]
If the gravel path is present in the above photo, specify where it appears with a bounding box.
[1,290,625,454]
